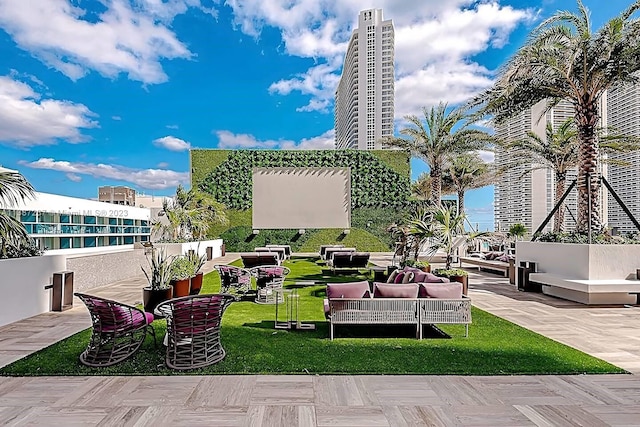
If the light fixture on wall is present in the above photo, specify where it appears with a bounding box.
[342,229,350,235]
[252,229,260,235]
[298,229,306,235]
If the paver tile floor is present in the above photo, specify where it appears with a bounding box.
[1,253,639,426]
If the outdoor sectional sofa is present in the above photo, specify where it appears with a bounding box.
[324,279,471,340]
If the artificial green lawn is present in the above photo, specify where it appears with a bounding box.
[1,257,625,376]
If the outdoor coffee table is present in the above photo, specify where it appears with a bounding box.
[274,288,316,331]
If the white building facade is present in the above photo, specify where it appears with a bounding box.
[335,9,394,150]
[494,99,608,233]
[1,192,151,255]
[606,81,640,234]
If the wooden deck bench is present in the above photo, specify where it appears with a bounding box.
[460,257,509,277]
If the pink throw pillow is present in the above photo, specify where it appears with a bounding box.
[326,281,371,299]
[373,283,419,298]
[393,272,406,284]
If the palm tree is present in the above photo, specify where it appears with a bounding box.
[0,169,35,256]
[441,152,496,215]
[382,102,494,206]
[411,173,432,200]
[507,118,578,232]
[154,185,228,242]
[474,0,640,232]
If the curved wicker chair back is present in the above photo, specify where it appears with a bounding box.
[155,294,235,370]
[75,293,156,367]
[249,265,291,304]
[214,264,252,297]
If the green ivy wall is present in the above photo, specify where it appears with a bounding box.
[191,149,412,251]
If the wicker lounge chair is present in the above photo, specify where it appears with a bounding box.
[214,265,252,297]
[155,294,235,370]
[75,293,157,367]
[241,252,280,268]
[250,265,291,304]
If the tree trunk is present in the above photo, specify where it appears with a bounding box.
[554,173,566,233]
[457,190,465,215]
[430,164,442,207]
[575,101,601,233]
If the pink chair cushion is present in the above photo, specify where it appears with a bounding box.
[412,271,428,282]
[373,283,419,298]
[323,298,330,317]
[326,281,371,299]
[422,272,450,283]
[419,282,463,299]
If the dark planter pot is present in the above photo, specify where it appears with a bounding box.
[142,287,173,314]
[449,275,469,295]
[171,278,191,298]
[190,272,204,295]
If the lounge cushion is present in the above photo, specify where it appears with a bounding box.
[393,272,406,284]
[386,270,399,283]
[419,282,463,299]
[401,271,415,283]
[412,271,428,282]
[423,272,450,283]
[373,283,419,298]
[326,281,371,299]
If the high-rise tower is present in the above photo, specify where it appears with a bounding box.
[335,9,394,150]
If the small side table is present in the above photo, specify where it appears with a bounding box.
[274,288,315,330]
[369,266,388,282]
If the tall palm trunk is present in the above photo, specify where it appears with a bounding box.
[575,102,601,233]
[554,172,566,232]
[430,164,442,207]
[457,190,465,215]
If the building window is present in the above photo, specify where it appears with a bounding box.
[84,237,96,248]
[60,214,70,224]
[21,211,36,222]
[73,237,82,248]
[84,216,96,224]
[60,238,71,249]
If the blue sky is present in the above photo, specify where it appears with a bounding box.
[0,0,633,230]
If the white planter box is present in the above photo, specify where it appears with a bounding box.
[154,239,224,258]
[516,242,640,304]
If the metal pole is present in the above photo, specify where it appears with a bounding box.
[587,173,592,244]
[531,180,577,240]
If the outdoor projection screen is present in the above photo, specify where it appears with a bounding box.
[252,167,351,229]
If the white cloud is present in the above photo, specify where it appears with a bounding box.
[66,173,82,182]
[166,124,179,129]
[477,150,495,163]
[153,135,191,151]
[112,115,122,121]
[21,158,188,190]
[0,0,215,84]
[0,76,98,147]
[226,1,534,115]
[215,129,335,150]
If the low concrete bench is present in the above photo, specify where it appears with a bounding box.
[460,257,509,277]
[529,272,640,305]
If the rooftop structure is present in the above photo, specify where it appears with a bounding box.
[98,186,135,206]
[335,9,394,150]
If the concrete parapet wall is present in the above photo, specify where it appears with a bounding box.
[66,249,148,292]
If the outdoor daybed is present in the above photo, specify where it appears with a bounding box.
[241,252,280,268]
[460,252,511,277]
[330,252,370,272]
[324,280,471,340]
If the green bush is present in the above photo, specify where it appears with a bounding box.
[534,231,640,244]
[298,228,389,252]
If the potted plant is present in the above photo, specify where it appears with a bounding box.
[141,249,173,313]
[434,268,469,295]
[414,260,431,273]
[187,251,207,295]
[170,255,193,298]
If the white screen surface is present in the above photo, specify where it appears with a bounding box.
[252,167,351,229]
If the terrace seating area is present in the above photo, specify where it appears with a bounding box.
[324,276,471,340]
[240,252,280,268]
